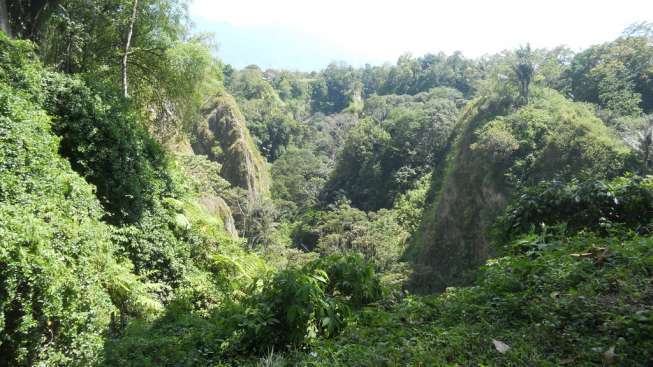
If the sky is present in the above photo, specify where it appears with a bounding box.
[190,0,653,71]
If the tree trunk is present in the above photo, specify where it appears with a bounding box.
[30,0,60,41]
[122,0,138,98]
[643,131,652,175]
[0,0,12,38]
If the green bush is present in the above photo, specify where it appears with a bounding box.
[111,205,192,290]
[0,93,114,365]
[306,254,384,307]
[238,254,382,352]
[239,267,343,351]
[498,176,653,243]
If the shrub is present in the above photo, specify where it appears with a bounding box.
[306,254,384,307]
[498,176,653,243]
[238,268,341,351]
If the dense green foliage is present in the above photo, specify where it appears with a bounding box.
[0,31,258,367]
[103,254,383,366]
[283,174,653,366]
[3,5,653,366]
[43,73,173,224]
[271,147,331,213]
[499,176,653,241]
[226,66,301,161]
[325,88,461,210]
[8,0,222,139]
[566,35,653,115]
[310,63,362,114]
[0,34,157,366]
[288,230,653,366]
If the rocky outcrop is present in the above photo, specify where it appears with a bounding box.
[174,152,239,238]
[192,94,270,199]
[198,194,238,237]
[410,89,630,292]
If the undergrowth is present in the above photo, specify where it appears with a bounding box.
[286,230,653,366]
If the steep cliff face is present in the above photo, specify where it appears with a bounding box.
[197,194,238,237]
[173,152,240,238]
[410,89,630,292]
[192,94,270,199]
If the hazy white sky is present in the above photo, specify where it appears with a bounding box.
[190,0,653,70]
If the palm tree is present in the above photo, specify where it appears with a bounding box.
[514,44,534,105]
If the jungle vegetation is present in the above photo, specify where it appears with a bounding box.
[1,2,653,366]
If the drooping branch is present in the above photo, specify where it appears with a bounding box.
[122,0,139,98]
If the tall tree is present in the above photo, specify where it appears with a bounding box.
[514,44,534,105]
[122,0,139,98]
[30,0,221,134]
[623,21,653,39]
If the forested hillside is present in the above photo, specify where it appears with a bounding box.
[1,2,653,366]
